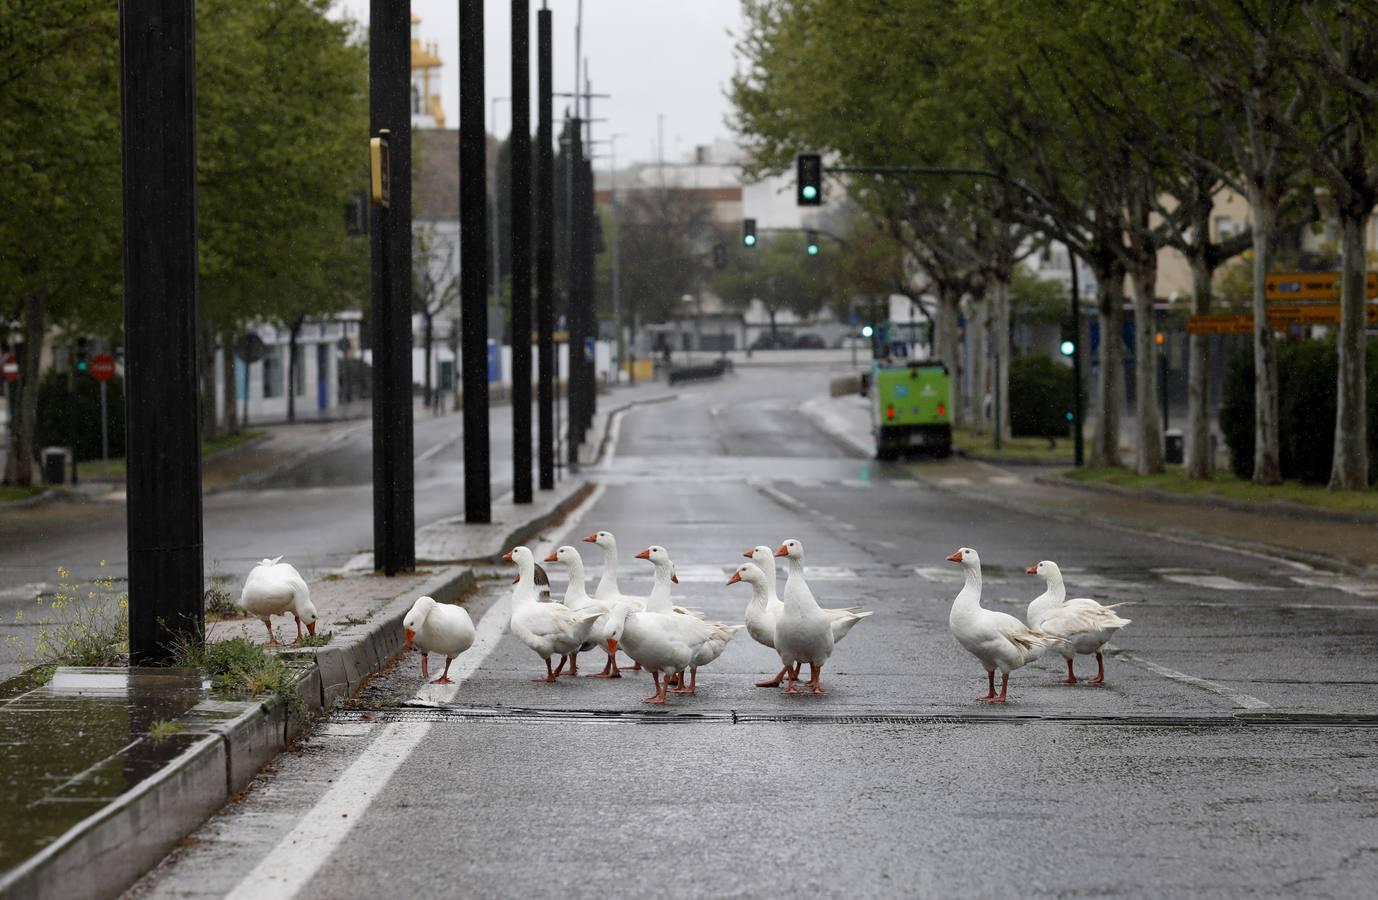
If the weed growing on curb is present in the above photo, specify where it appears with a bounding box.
[295,632,333,648]
[147,720,186,742]
[203,560,241,621]
[6,563,129,667]
[173,636,303,718]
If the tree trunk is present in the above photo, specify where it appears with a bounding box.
[221,328,239,435]
[1130,257,1163,475]
[936,287,963,428]
[1329,207,1369,490]
[4,292,45,486]
[1185,254,1214,479]
[423,308,434,408]
[968,295,987,432]
[1091,269,1125,467]
[286,317,303,423]
[991,275,1011,442]
[1245,185,1282,484]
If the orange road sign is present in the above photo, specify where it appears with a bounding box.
[1187,314,1252,334]
[1189,305,1378,333]
[1265,271,1378,302]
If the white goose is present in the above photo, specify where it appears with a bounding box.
[772,539,840,694]
[611,559,698,704]
[583,530,648,675]
[544,545,615,677]
[634,548,737,695]
[745,544,872,686]
[240,556,318,644]
[504,546,603,682]
[403,595,475,684]
[947,547,1061,702]
[1026,560,1131,685]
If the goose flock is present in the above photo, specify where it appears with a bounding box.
[240,538,1131,705]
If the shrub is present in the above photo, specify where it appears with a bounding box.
[35,370,126,462]
[6,562,129,666]
[1009,353,1081,438]
[1220,339,1378,485]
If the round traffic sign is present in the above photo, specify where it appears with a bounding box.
[89,353,116,382]
[2,353,17,382]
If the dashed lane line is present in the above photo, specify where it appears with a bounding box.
[1111,649,1270,710]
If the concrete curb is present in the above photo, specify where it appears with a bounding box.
[797,397,872,459]
[1034,472,1378,528]
[588,392,677,466]
[0,564,479,900]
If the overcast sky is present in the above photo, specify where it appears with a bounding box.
[336,1,745,166]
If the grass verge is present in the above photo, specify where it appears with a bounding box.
[955,426,1074,462]
[73,430,264,482]
[174,636,303,718]
[1060,466,1378,516]
[0,484,47,503]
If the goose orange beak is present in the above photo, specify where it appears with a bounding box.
[502,551,513,562]
[544,551,559,562]
[1026,564,1038,574]
[742,549,754,558]
[634,549,651,560]
[405,628,415,646]
[306,622,317,636]
[671,573,679,584]
[946,550,963,563]
[726,571,741,585]
[582,533,598,543]
[775,545,788,557]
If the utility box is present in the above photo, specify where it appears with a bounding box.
[1165,428,1184,465]
[42,447,68,485]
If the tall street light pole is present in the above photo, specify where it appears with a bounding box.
[368,0,415,574]
[536,6,555,490]
[460,0,491,522]
[510,2,532,504]
[120,0,204,663]
[490,95,510,341]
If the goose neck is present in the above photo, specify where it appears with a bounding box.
[596,544,619,596]
[647,562,673,612]
[954,565,983,612]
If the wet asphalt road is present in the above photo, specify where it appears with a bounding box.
[131,366,1378,899]
[0,405,522,680]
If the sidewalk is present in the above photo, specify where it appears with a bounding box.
[801,392,1378,574]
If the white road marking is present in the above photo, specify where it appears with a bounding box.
[0,582,48,602]
[757,483,807,511]
[989,475,1019,485]
[934,477,971,486]
[841,478,872,489]
[889,480,918,489]
[416,430,461,463]
[791,478,823,488]
[912,566,952,581]
[1162,574,1282,592]
[225,485,607,900]
[1112,649,1270,710]
[877,540,898,549]
[1290,575,1378,597]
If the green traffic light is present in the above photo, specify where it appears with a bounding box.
[1065,411,1074,421]
[1059,339,1075,356]
[807,244,819,256]
[861,325,874,338]
[77,362,88,372]
[743,235,756,247]
[801,184,818,200]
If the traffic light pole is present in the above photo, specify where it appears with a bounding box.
[536,9,555,490]
[1069,243,1085,467]
[510,0,532,504]
[119,0,205,664]
[460,0,491,522]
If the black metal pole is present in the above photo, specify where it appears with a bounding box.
[120,0,204,664]
[511,0,533,503]
[536,9,555,490]
[370,1,415,574]
[581,155,597,427]
[566,117,585,465]
[461,0,492,522]
[1068,240,1085,467]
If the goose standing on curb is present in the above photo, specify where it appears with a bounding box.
[947,547,1061,703]
[403,595,475,684]
[240,556,318,645]
[773,539,837,694]
[1026,560,1132,685]
[504,546,603,682]
[545,545,615,677]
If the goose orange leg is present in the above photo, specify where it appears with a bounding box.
[807,662,825,694]
[432,655,455,684]
[564,652,580,677]
[534,656,562,683]
[755,665,791,688]
[1056,659,1078,685]
[590,639,622,678]
[671,667,698,694]
[421,653,430,681]
[977,672,1008,703]
[783,662,803,694]
[262,619,280,645]
[642,671,667,704]
[1088,652,1106,685]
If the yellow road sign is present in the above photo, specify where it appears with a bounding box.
[1189,305,1378,334]
[1187,314,1252,335]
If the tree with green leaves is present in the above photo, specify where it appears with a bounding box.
[713,231,832,339]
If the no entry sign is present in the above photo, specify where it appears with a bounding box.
[89,354,116,382]
[2,353,17,382]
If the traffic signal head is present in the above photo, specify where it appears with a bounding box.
[797,154,822,206]
[1059,319,1076,357]
[742,218,757,248]
[1059,339,1075,357]
[713,243,727,269]
[861,325,874,338]
[75,336,89,372]
[806,231,820,256]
